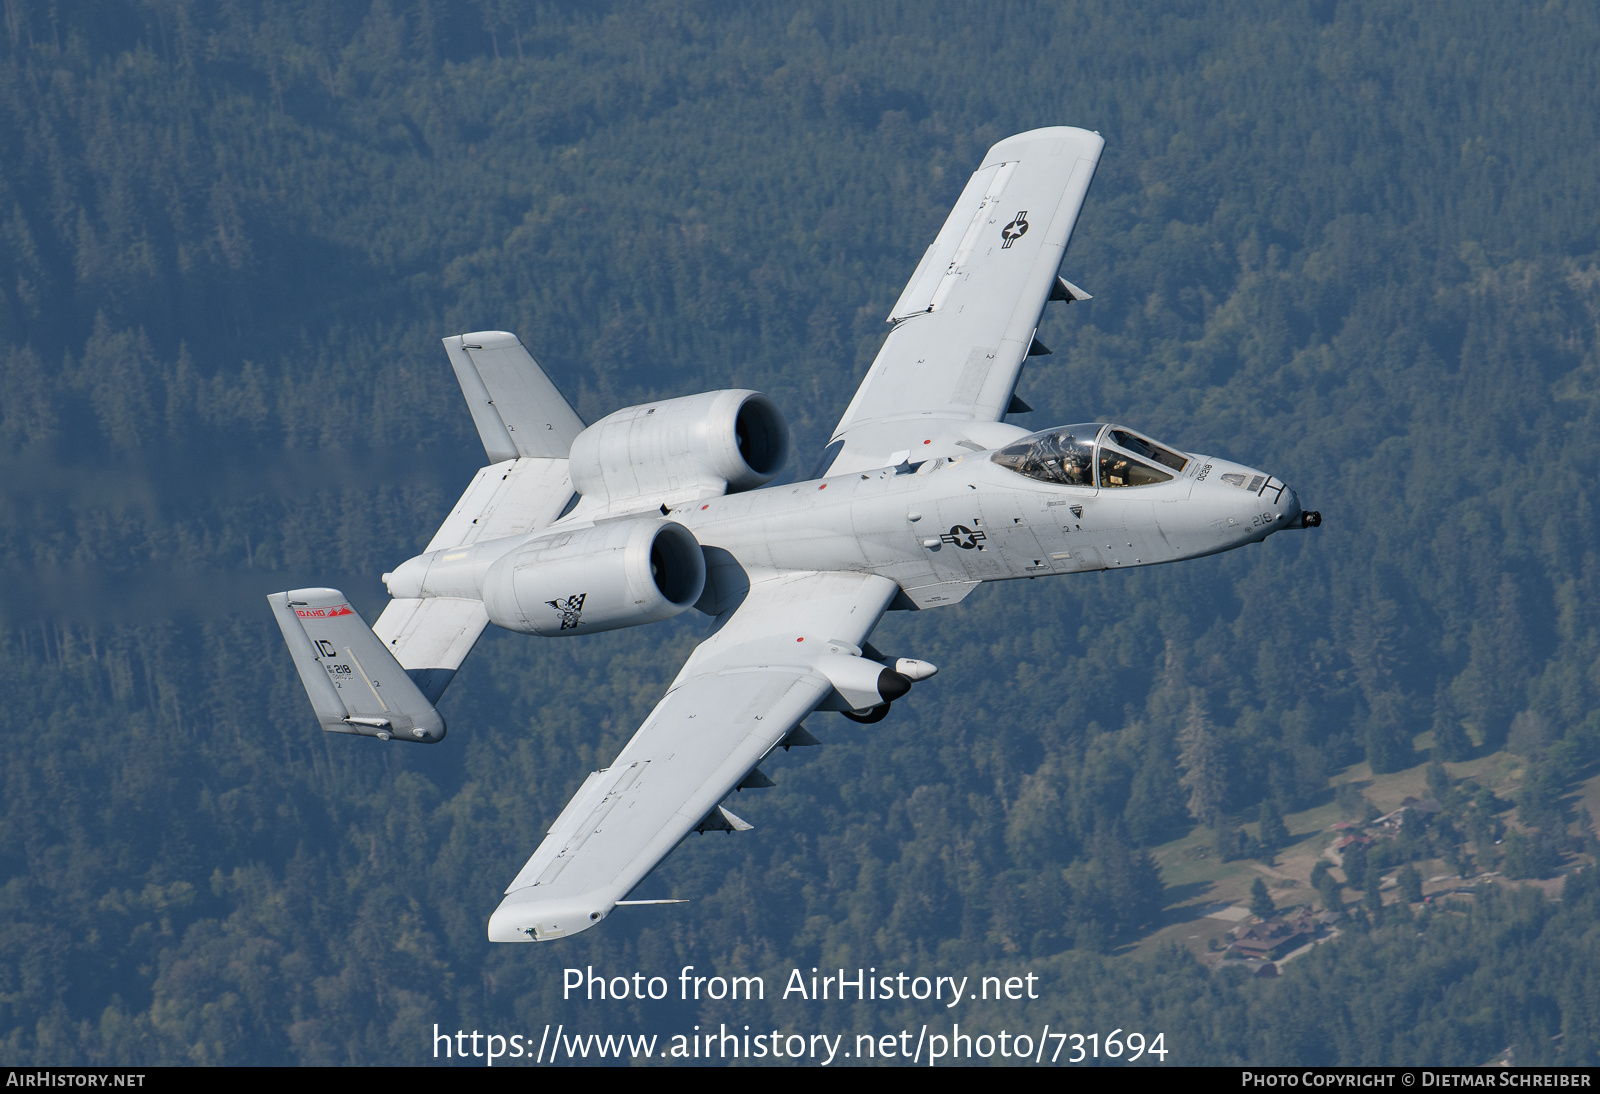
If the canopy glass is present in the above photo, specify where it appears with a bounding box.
[991,424,1188,488]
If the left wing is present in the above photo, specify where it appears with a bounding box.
[488,570,900,941]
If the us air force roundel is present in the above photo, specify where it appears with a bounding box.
[940,525,988,549]
[1001,211,1029,248]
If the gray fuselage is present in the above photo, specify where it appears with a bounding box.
[672,442,1302,608]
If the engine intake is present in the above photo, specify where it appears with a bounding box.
[568,390,789,510]
[480,519,706,637]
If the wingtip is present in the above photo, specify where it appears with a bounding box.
[982,126,1105,164]
[488,889,612,942]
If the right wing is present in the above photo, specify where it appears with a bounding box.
[487,570,901,941]
[373,332,585,701]
[822,127,1103,476]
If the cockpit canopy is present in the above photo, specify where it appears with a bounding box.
[991,424,1189,488]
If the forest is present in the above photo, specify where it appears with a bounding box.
[2,0,1599,1066]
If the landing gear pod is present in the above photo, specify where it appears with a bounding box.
[815,653,914,718]
[481,519,706,637]
[839,667,911,723]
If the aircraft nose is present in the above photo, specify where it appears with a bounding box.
[1274,482,1323,531]
[1206,467,1316,540]
[1277,484,1303,528]
[1249,477,1320,537]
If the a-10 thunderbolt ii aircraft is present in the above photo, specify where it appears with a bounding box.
[270,127,1319,943]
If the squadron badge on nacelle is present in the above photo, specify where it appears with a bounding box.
[546,594,587,630]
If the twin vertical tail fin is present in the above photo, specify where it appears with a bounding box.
[268,588,446,743]
[272,331,588,741]
[442,331,587,463]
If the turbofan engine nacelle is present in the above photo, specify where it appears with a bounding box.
[568,390,789,509]
[481,519,706,637]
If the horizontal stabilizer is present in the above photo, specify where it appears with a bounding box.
[420,457,577,553]
[371,596,489,703]
[443,331,585,462]
[268,588,446,742]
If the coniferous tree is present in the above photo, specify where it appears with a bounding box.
[1397,808,1427,861]
[1259,799,1290,853]
[1316,870,1344,915]
[1214,823,1260,863]
[1178,693,1226,828]
[1467,795,1503,868]
[1364,862,1386,921]
[1579,808,1600,861]
[1341,842,1369,887]
[1365,694,1415,775]
[1336,782,1372,820]
[1436,820,1471,878]
[1398,864,1423,905]
[1249,877,1276,919]
[1425,759,1454,808]
[3,0,1600,1065]
[1431,686,1473,762]
[1502,831,1560,879]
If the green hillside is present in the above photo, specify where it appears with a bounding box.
[3,0,1599,1065]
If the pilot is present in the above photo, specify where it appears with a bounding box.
[1052,434,1088,486]
[1062,449,1090,486]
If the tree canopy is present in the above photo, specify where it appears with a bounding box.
[3,0,1599,1066]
